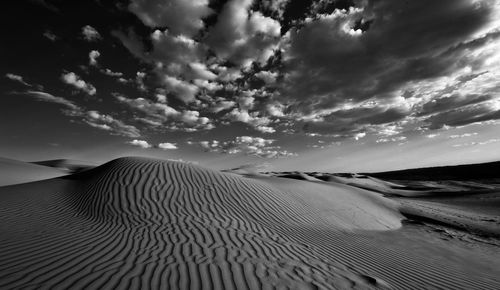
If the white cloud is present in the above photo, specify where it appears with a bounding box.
[115,94,213,131]
[375,136,407,143]
[23,90,79,111]
[206,0,281,68]
[43,30,57,41]
[61,72,97,95]
[129,0,212,37]
[89,50,100,66]
[101,68,123,77]
[85,110,141,138]
[353,132,366,140]
[5,73,31,86]
[255,71,278,84]
[136,71,147,91]
[115,95,180,120]
[237,94,255,110]
[158,142,178,150]
[127,139,152,148]
[211,99,236,113]
[255,126,276,133]
[21,90,140,138]
[82,25,101,41]
[266,103,285,117]
[163,75,199,103]
[193,136,295,158]
[449,132,478,139]
[189,62,217,80]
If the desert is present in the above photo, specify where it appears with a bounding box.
[1,156,499,289]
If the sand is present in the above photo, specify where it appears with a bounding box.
[0,157,67,186]
[1,157,499,289]
[32,159,97,173]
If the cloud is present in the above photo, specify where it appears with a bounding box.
[100,68,123,77]
[210,99,236,113]
[89,50,100,66]
[115,94,180,121]
[127,139,152,148]
[449,133,478,139]
[452,138,500,147]
[194,136,295,158]
[280,0,498,135]
[115,94,214,131]
[255,71,278,84]
[20,90,141,138]
[61,72,97,95]
[129,0,212,37]
[302,105,409,136]
[23,90,79,111]
[162,75,199,103]
[375,136,406,143]
[424,102,500,129]
[43,30,57,41]
[111,0,499,143]
[158,142,178,150]
[82,25,101,41]
[134,71,147,92]
[5,73,31,86]
[84,110,141,138]
[205,0,281,68]
[418,94,492,116]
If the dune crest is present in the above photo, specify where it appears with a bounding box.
[1,157,499,289]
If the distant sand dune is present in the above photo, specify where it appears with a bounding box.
[0,157,66,186]
[1,157,499,289]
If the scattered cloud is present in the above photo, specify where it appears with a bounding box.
[194,136,296,158]
[100,68,123,77]
[452,138,500,147]
[82,25,101,41]
[255,71,278,84]
[449,133,478,139]
[129,0,212,37]
[20,90,140,138]
[115,94,214,131]
[22,90,79,111]
[89,50,100,66]
[43,30,57,41]
[5,73,31,86]
[127,139,151,148]
[61,72,97,95]
[158,142,178,150]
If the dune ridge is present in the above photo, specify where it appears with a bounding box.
[0,157,499,289]
[0,157,66,186]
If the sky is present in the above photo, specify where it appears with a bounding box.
[1,0,500,172]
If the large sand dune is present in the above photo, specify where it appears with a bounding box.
[1,157,499,289]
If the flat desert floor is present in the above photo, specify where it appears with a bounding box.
[0,157,499,289]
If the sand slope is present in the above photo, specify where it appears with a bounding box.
[32,159,97,173]
[0,157,66,186]
[0,157,499,289]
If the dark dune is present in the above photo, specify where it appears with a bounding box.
[363,160,500,181]
[0,157,499,289]
[0,157,66,186]
[32,159,97,173]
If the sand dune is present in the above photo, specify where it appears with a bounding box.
[1,157,499,289]
[32,159,97,173]
[0,157,66,186]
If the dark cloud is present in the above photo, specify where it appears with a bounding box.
[282,0,495,113]
[302,105,408,135]
[424,103,500,129]
[418,94,493,117]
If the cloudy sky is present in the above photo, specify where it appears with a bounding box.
[1,0,500,172]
